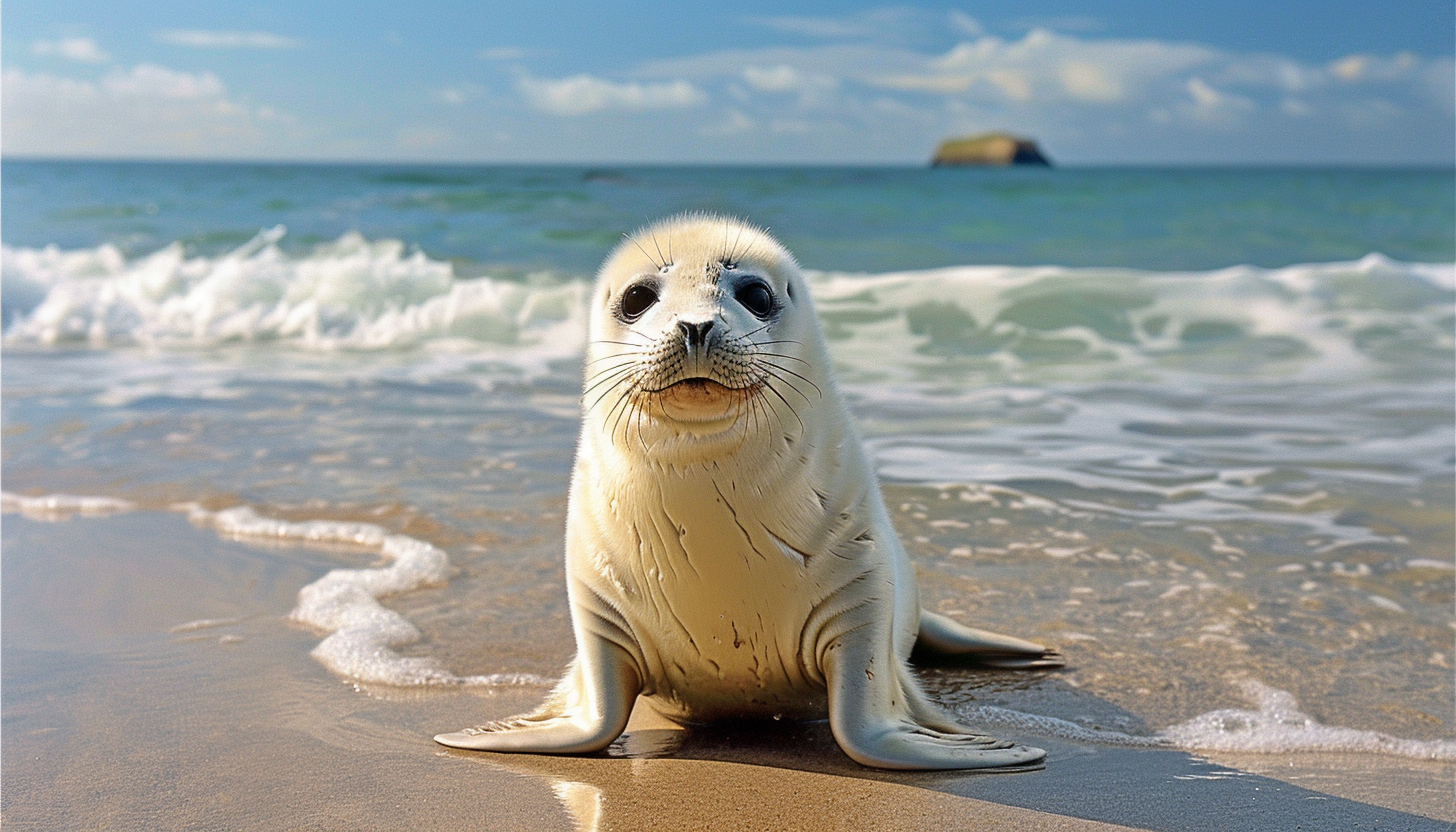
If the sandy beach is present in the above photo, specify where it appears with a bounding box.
[4,509,1450,831]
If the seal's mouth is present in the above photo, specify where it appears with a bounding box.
[661,377,733,395]
[647,377,760,418]
[645,377,758,396]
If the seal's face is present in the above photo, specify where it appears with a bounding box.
[585,216,819,453]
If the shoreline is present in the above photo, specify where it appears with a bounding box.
[4,506,1451,830]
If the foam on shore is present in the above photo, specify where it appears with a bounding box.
[957,679,1456,761]
[5,494,1451,757]
[1,491,136,519]
[184,504,551,686]
[2,492,549,687]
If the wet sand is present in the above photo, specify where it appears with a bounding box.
[3,511,1451,831]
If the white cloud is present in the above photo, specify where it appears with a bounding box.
[103,64,226,99]
[912,29,1217,106]
[1329,52,1419,83]
[1060,62,1122,102]
[948,12,984,38]
[32,37,109,63]
[739,64,839,107]
[516,74,705,116]
[2,65,291,158]
[1181,77,1255,124]
[874,73,973,94]
[631,28,1451,163]
[155,30,301,49]
[742,65,803,93]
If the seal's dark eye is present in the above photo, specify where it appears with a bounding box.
[736,281,775,319]
[618,283,659,322]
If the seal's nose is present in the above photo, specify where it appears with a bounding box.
[678,319,714,350]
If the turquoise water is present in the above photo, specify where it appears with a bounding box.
[3,162,1451,276]
[2,161,1452,759]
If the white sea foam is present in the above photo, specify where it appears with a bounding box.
[1407,558,1455,571]
[170,616,247,633]
[181,504,550,686]
[5,233,1450,387]
[2,493,547,687]
[193,504,390,548]
[2,229,589,371]
[958,679,1456,761]
[808,254,1455,386]
[8,492,1454,754]
[1,490,136,519]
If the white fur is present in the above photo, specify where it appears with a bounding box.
[436,215,1050,769]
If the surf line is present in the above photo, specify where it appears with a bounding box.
[1,491,550,687]
[954,679,1456,761]
[8,490,1455,761]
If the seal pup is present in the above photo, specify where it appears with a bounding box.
[436,215,1062,770]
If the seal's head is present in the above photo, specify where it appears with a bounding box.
[585,214,826,457]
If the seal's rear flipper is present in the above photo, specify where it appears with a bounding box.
[912,609,1065,669]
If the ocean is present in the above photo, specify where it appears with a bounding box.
[3,160,1453,795]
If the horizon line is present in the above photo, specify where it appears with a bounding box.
[4,154,1454,170]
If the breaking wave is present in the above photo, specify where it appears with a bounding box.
[4,229,1451,388]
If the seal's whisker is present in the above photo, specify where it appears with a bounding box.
[762,367,813,406]
[584,368,641,413]
[751,350,814,366]
[762,377,805,434]
[737,391,754,435]
[585,358,639,381]
[757,360,823,400]
[583,361,641,393]
[635,398,652,455]
[591,337,652,347]
[585,350,646,367]
[583,369,638,402]
[751,389,775,438]
[735,322,773,341]
[582,363,641,387]
[729,223,746,264]
[606,382,638,439]
[585,380,632,417]
[583,377,636,414]
[648,231,668,269]
[751,340,803,347]
[625,233,663,270]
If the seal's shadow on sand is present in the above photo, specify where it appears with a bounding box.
[438,676,1445,832]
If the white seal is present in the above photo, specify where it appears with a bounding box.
[436,215,1061,769]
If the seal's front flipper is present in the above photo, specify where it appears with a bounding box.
[434,637,640,754]
[824,629,1045,770]
[912,609,1065,669]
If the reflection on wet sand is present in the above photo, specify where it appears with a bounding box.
[444,712,1452,832]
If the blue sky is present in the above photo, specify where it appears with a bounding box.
[4,1,1453,164]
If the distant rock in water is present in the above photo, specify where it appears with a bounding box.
[931,133,1052,167]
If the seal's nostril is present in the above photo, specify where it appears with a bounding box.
[678,320,714,348]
